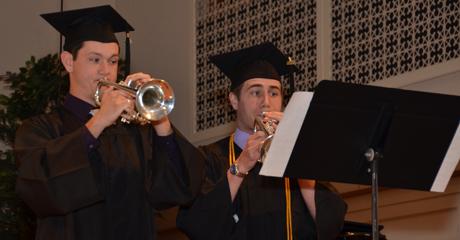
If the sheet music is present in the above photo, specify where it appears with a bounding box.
[431,122,460,192]
[259,91,313,177]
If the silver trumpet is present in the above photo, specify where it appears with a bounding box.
[253,114,278,163]
[94,78,175,124]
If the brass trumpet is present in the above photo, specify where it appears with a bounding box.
[94,78,175,124]
[253,115,277,163]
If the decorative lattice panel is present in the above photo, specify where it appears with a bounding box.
[331,0,460,84]
[196,0,317,132]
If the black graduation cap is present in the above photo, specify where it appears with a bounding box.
[210,42,300,91]
[41,5,134,75]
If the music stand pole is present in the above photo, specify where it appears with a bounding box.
[365,148,381,240]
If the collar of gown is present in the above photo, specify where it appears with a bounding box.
[63,94,95,122]
[234,128,251,150]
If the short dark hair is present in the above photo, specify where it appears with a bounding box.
[69,42,84,60]
[231,84,244,99]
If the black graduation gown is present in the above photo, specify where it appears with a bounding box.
[14,107,204,240]
[177,136,347,240]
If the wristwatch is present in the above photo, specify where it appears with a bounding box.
[229,163,248,177]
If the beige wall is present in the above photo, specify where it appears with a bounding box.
[342,175,460,240]
[0,0,116,75]
[115,0,201,142]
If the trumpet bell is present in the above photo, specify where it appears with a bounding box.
[136,79,175,121]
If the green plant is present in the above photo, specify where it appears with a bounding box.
[0,53,126,239]
[0,53,68,239]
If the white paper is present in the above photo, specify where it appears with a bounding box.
[431,123,460,192]
[259,91,314,177]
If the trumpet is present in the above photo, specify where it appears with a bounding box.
[94,78,175,124]
[253,114,278,163]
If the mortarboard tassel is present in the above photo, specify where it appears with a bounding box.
[125,32,131,77]
[286,56,296,98]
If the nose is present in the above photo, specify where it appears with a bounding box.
[98,61,109,76]
[261,91,271,109]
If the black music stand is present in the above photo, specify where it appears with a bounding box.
[339,221,387,240]
[261,80,460,240]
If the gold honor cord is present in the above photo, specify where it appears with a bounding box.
[285,178,293,240]
[229,134,293,240]
[229,134,236,166]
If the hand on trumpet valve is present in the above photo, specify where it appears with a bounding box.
[92,86,135,127]
[253,111,281,135]
[252,111,283,163]
[120,98,137,123]
[239,130,267,172]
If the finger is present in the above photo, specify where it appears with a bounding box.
[246,133,264,148]
[115,89,134,99]
[263,111,283,122]
[125,72,147,79]
[126,98,136,111]
[100,87,117,103]
[100,85,115,93]
[251,130,267,139]
[244,141,262,158]
[125,72,152,84]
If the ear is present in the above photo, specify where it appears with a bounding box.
[229,92,239,111]
[60,51,74,72]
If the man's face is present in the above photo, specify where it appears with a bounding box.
[64,41,119,104]
[229,78,283,133]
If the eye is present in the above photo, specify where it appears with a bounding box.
[250,89,262,97]
[269,90,280,97]
[109,58,119,65]
[89,57,100,64]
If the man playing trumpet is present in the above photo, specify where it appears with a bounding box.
[178,42,347,240]
[14,5,203,240]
